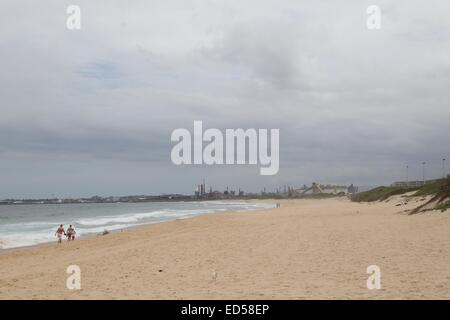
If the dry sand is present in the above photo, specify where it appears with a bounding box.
[1,197,450,299]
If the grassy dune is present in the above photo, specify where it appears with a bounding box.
[351,177,450,213]
[350,186,419,202]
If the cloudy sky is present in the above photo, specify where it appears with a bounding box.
[0,0,449,198]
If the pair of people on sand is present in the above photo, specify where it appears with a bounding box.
[55,224,76,243]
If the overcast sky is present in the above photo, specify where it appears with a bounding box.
[0,0,449,198]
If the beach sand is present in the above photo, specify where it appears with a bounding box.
[1,197,450,299]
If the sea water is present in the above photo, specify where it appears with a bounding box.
[0,201,274,249]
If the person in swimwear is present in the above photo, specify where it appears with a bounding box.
[55,224,66,244]
[66,225,76,241]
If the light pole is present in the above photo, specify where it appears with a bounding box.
[443,158,447,178]
[406,165,409,185]
[422,162,426,184]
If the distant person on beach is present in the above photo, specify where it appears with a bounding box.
[55,224,66,244]
[66,225,76,241]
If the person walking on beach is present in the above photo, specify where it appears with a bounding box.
[55,224,66,244]
[66,225,76,241]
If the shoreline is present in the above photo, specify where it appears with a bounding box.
[1,197,450,299]
[0,199,277,253]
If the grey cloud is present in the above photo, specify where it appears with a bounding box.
[0,0,449,198]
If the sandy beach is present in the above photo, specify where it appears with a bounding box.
[1,197,450,300]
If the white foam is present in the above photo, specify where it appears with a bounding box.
[76,210,169,226]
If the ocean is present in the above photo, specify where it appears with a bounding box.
[0,201,274,249]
